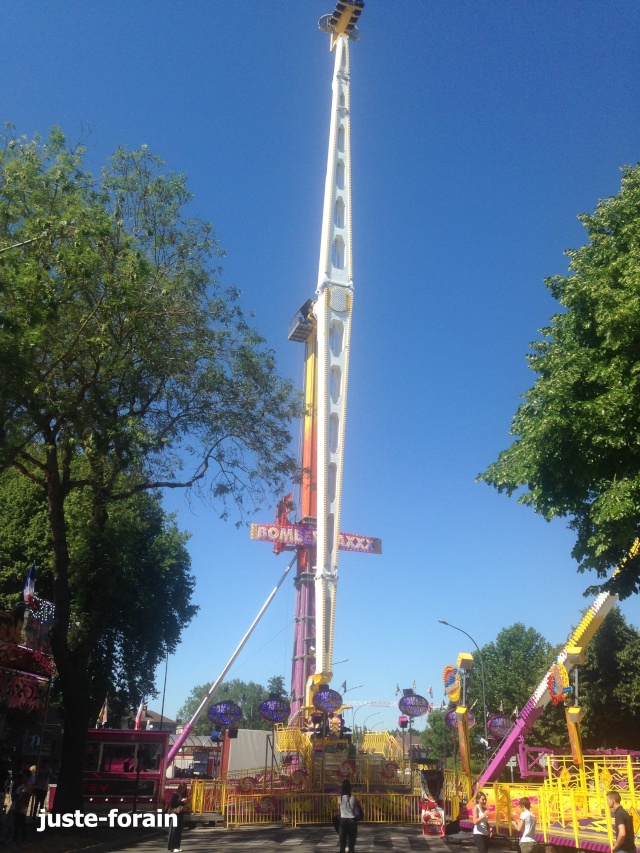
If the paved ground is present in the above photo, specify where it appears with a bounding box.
[120,825,458,853]
[14,822,519,853]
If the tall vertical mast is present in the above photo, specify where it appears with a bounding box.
[313,17,358,686]
[284,2,364,717]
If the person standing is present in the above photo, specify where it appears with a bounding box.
[472,791,493,853]
[11,770,32,844]
[338,778,358,853]
[512,797,537,853]
[30,761,51,817]
[607,792,637,853]
[166,783,188,853]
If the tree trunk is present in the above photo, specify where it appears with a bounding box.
[53,661,91,813]
[44,444,90,813]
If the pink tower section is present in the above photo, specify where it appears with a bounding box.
[290,554,316,722]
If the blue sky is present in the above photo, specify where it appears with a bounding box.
[3,1,640,733]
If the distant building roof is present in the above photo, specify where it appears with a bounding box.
[143,708,176,726]
[169,734,218,749]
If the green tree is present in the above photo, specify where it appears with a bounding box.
[579,607,640,748]
[470,613,640,762]
[468,623,554,723]
[177,678,284,734]
[479,163,640,598]
[0,127,299,810]
[0,467,197,721]
[467,623,567,761]
[266,675,287,698]
[420,709,459,769]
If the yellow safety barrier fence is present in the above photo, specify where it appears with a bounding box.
[225,791,422,827]
[190,779,225,816]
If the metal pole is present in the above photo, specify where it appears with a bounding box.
[34,677,52,784]
[159,653,169,732]
[402,727,406,771]
[409,716,413,784]
[270,726,275,793]
[264,734,269,794]
[438,620,489,753]
[167,553,297,765]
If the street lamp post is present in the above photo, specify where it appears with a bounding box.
[361,712,380,743]
[362,712,380,729]
[438,619,489,756]
[352,702,372,730]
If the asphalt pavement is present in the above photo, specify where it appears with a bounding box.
[12,822,521,853]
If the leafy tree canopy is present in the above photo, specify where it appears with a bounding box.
[0,467,197,719]
[177,677,287,734]
[465,623,566,759]
[446,612,640,774]
[478,164,640,598]
[0,125,299,810]
[0,125,299,510]
[579,607,640,749]
[420,709,459,770]
[267,675,287,697]
[468,623,554,722]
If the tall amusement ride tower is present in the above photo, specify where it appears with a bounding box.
[288,1,366,719]
[250,1,378,723]
[168,3,377,761]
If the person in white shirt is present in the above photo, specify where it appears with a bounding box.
[337,779,359,853]
[473,791,493,853]
[513,797,537,853]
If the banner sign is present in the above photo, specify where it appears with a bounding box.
[250,524,381,554]
[487,714,514,740]
[313,688,343,713]
[207,701,242,727]
[398,694,430,718]
[259,698,291,723]
[445,708,475,731]
[0,667,48,716]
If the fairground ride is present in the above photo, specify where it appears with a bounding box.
[440,542,640,850]
[249,0,380,722]
[168,0,380,764]
[448,541,640,798]
[161,7,640,842]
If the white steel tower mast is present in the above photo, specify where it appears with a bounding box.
[311,1,364,697]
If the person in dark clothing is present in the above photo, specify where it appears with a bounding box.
[11,771,32,844]
[30,761,51,817]
[607,792,637,853]
[167,783,188,852]
[337,778,358,853]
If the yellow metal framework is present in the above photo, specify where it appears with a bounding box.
[361,731,403,762]
[476,753,640,851]
[189,737,640,848]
